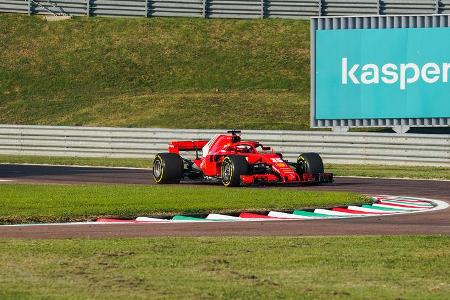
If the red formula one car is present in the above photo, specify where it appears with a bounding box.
[153,130,333,187]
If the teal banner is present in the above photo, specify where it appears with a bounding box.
[315,27,450,120]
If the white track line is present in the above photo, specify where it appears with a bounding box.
[206,214,243,221]
[373,203,429,211]
[415,199,449,212]
[314,209,361,217]
[394,197,435,202]
[333,209,389,216]
[268,211,313,219]
[347,206,400,214]
[135,217,170,222]
[381,200,433,207]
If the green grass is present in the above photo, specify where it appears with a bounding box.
[0,154,153,168]
[0,236,449,299]
[0,184,365,224]
[0,15,311,130]
[327,164,450,180]
[2,154,450,180]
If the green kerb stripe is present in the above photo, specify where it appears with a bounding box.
[293,210,335,217]
[172,216,210,221]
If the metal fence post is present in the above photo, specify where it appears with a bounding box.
[28,0,31,15]
[260,0,265,18]
[377,0,381,15]
[202,0,207,18]
[318,0,322,16]
[145,0,148,17]
[86,0,90,16]
[435,0,440,14]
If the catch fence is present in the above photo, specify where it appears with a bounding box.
[1,0,450,18]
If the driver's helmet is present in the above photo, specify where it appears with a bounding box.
[232,135,241,143]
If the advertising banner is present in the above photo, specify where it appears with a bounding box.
[315,27,450,120]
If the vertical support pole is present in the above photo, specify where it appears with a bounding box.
[318,0,322,16]
[145,0,148,17]
[28,0,31,15]
[310,18,316,128]
[435,0,440,14]
[86,0,90,16]
[377,0,381,15]
[202,0,207,18]
[260,0,264,19]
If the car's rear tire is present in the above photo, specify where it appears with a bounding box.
[153,153,183,184]
[221,155,249,187]
[297,153,324,174]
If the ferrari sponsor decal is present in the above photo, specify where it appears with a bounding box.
[271,158,284,163]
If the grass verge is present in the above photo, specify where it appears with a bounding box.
[1,155,449,180]
[0,15,311,130]
[0,236,449,299]
[327,164,450,180]
[0,184,365,224]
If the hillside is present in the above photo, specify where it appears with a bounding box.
[0,15,310,130]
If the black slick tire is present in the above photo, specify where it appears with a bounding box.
[297,153,324,174]
[153,153,183,184]
[221,155,249,187]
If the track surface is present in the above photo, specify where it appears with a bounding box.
[0,164,449,238]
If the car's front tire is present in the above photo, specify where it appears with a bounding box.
[153,153,183,184]
[221,155,249,187]
[297,152,324,174]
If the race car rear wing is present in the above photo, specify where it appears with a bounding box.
[168,140,208,154]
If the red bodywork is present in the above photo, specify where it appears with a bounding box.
[168,134,333,185]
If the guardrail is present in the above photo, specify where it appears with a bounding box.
[0,125,448,166]
[1,0,450,18]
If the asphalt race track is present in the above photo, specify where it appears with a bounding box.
[0,164,449,238]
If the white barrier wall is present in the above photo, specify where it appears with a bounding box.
[0,125,448,166]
